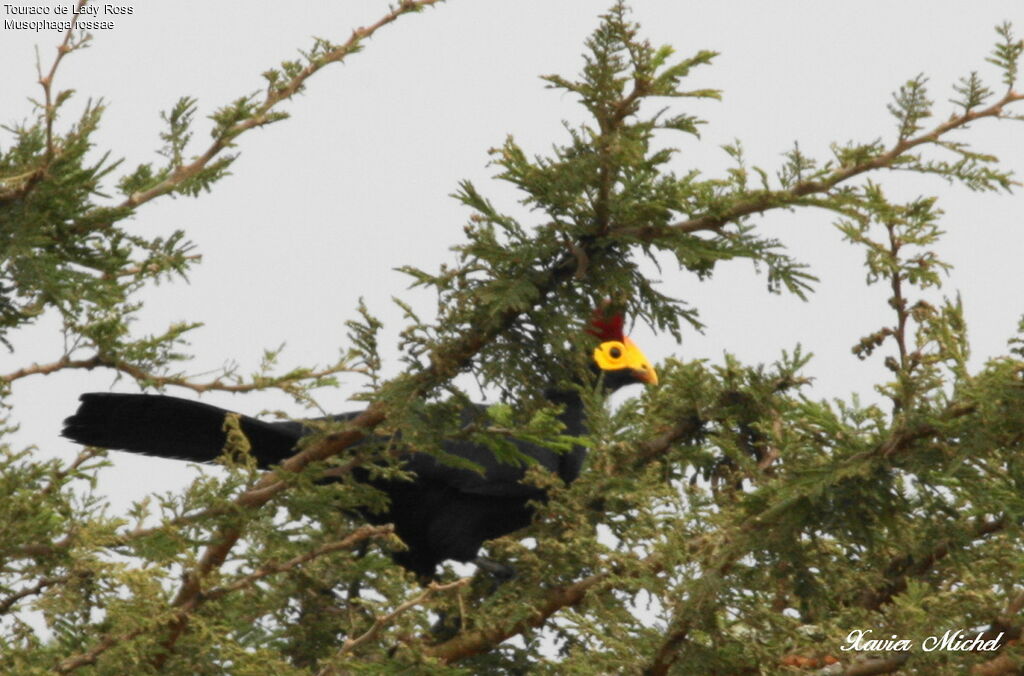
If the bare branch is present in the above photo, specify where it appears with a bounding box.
[2,355,104,382]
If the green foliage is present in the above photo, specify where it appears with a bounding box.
[889,74,933,141]
[0,99,139,345]
[1,3,1024,675]
[988,22,1024,88]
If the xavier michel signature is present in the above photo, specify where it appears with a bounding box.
[841,629,1004,653]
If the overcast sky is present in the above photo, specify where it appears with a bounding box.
[2,1,1023,511]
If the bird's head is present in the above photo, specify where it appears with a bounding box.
[586,306,658,391]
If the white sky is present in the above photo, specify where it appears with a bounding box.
[2,0,1023,511]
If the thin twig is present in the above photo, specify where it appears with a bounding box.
[55,632,130,674]
[36,0,89,160]
[203,525,394,602]
[40,447,103,497]
[315,577,470,673]
[2,352,362,392]
[100,254,203,280]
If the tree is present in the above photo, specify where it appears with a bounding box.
[2,1,1024,673]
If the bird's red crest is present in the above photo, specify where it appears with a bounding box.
[586,305,625,342]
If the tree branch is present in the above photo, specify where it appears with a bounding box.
[422,569,617,662]
[316,576,470,672]
[645,621,692,676]
[119,0,445,211]
[625,88,1024,240]
[0,575,68,615]
[37,0,89,161]
[202,525,393,603]
[100,254,202,280]
[857,515,1007,611]
[52,526,388,673]
[2,351,361,393]
[40,447,103,497]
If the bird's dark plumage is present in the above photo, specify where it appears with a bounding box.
[61,312,657,578]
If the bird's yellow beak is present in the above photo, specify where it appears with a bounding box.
[593,336,658,386]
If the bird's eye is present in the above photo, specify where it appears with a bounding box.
[593,340,629,372]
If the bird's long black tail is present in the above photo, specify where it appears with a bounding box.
[62,393,303,468]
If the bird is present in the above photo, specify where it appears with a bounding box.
[61,308,658,580]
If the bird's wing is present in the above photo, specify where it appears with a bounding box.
[396,431,562,499]
[296,405,567,498]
